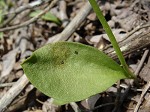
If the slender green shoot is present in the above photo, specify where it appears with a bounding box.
[88,0,135,78]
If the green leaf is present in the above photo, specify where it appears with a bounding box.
[21,42,130,105]
[29,10,61,25]
[0,0,6,8]
[0,32,3,39]
[0,0,9,25]
[0,10,4,24]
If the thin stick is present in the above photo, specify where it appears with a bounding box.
[104,22,150,50]
[47,1,92,43]
[0,82,14,88]
[105,32,150,60]
[70,102,81,112]
[3,0,50,16]
[119,22,150,43]
[131,49,149,85]
[0,0,58,32]
[87,102,115,112]
[0,75,29,112]
[134,50,150,112]
[59,0,69,27]
[0,0,51,28]
[134,50,149,75]
[134,81,150,112]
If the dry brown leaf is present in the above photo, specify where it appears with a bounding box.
[1,48,18,78]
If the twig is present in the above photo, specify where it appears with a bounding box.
[134,50,149,75]
[85,102,115,112]
[3,0,50,16]
[133,50,150,112]
[0,82,14,88]
[58,0,69,27]
[105,32,150,60]
[0,0,51,28]
[47,1,92,43]
[92,102,115,111]
[134,81,150,112]
[6,85,34,112]
[0,0,58,32]
[129,49,149,85]
[0,75,29,112]
[70,102,81,112]
[119,22,150,43]
[104,22,150,50]
[36,98,45,104]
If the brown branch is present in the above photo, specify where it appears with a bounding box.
[119,22,150,43]
[0,75,29,112]
[47,1,92,43]
[105,32,150,59]
[134,81,150,112]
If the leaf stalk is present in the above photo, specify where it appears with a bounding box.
[88,0,135,78]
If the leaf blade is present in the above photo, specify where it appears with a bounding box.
[22,42,130,105]
[29,10,61,25]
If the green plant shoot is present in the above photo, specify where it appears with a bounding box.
[88,0,135,78]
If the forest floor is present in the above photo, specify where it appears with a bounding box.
[0,0,150,112]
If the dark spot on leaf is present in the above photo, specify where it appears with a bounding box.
[74,51,78,55]
[61,61,64,64]
[29,54,37,64]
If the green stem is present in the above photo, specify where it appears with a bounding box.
[88,0,135,78]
